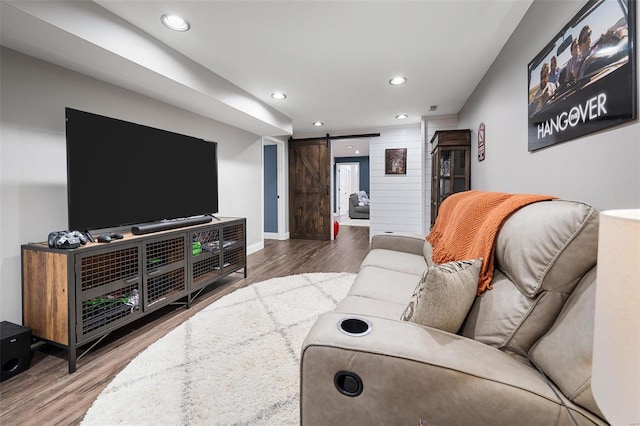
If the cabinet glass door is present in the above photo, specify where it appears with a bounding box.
[439,179,451,202]
[440,151,451,177]
[453,150,466,175]
[439,150,453,201]
[453,149,467,193]
[430,130,471,227]
[437,149,469,204]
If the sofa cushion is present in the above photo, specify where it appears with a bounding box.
[529,267,604,419]
[462,200,599,353]
[461,270,568,351]
[427,191,557,295]
[401,259,481,333]
[360,249,427,276]
[423,241,433,266]
[334,295,407,320]
[348,266,418,305]
[357,190,370,205]
[370,233,426,257]
[495,200,599,298]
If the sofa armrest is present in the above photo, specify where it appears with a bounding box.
[301,312,605,425]
[370,232,428,258]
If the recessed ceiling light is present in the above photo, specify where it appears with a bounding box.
[355,150,360,154]
[161,14,190,31]
[313,121,324,127]
[271,92,286,100]
[346,145,354,149]
[389,76,407,85]
[396,114,408,120]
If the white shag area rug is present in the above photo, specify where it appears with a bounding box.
[81,272,354,426]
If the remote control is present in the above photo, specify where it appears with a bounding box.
[111,233,124,240]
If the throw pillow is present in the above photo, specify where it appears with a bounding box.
[358,190,370,205]
[401,258,481,333]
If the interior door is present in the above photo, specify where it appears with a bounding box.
[289,138,331,240]
[338,165,351,216]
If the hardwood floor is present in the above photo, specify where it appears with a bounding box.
[0,225,370,426]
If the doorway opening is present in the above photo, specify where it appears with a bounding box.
[289,132,378,240]
[263,137,287,241]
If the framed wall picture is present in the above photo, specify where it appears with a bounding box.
[527,0,637,151]
[385,148,407,174]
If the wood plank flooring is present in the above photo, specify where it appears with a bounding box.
[0,225,370,426]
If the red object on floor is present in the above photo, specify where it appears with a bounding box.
[333,221,340,238]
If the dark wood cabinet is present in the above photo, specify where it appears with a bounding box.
[430,130,471,227]
[21,217,246,373]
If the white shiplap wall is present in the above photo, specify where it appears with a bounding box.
[370,125,424,237]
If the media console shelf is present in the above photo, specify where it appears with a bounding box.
[21,217,246,373]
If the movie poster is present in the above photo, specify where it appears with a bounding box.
[527,0,637,151]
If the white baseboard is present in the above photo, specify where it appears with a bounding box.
[264,232,290,241]
[247,241,264,255]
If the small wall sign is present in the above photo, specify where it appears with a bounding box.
[478,122,486,162]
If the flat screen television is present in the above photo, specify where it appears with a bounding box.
[65,107,219,231]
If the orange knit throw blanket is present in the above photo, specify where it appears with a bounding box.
[427,190,557,295]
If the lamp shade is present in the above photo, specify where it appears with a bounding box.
[592,209,640,425]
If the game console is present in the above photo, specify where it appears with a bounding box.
[47,230,88,249]
[97,233,124,243]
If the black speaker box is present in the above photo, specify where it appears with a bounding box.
[1,321,32,382]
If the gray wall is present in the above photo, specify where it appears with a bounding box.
[459,0,640,210]
[0,47,264,324]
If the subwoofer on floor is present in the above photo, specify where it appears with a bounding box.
[1,321,32,382]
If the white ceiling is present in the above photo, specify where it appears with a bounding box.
[332,137,372,158]
[1,0,533,153]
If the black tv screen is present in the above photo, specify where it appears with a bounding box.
[65,108,219,231]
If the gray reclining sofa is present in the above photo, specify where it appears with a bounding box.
[301,197,605,425]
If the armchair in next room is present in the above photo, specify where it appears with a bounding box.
[349,191,370,219]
